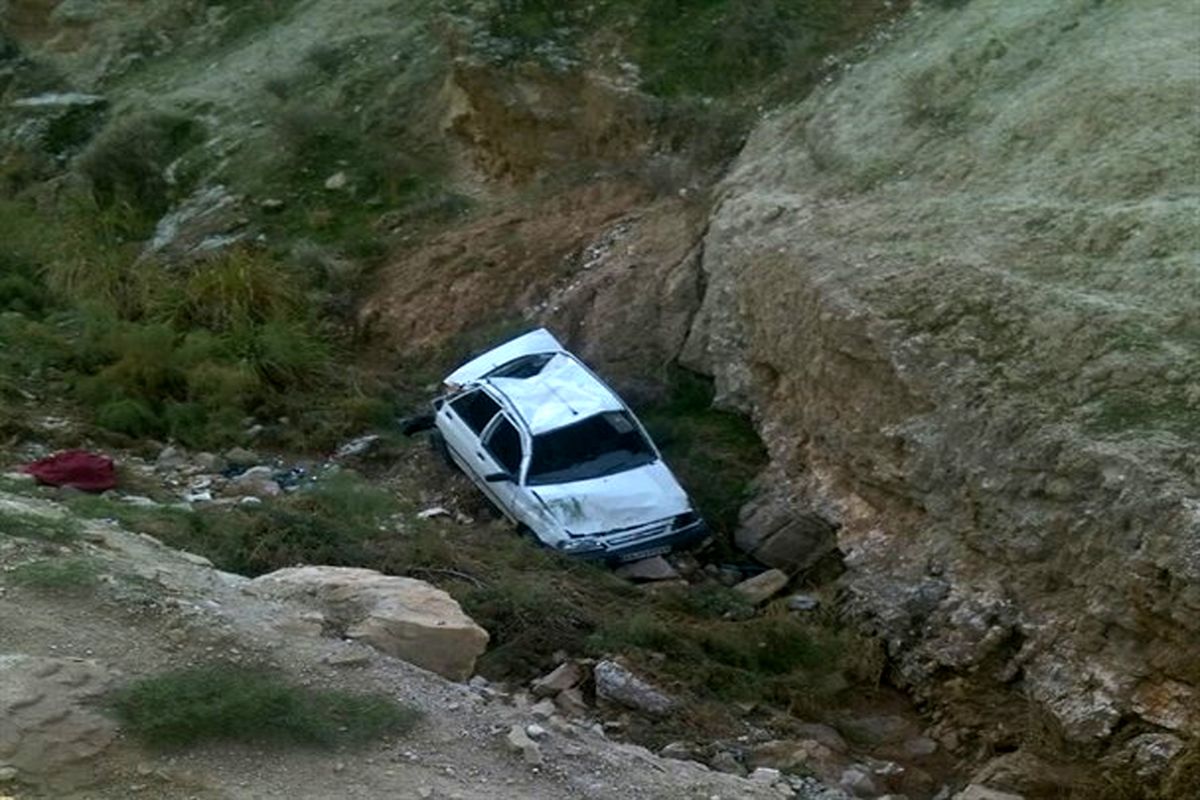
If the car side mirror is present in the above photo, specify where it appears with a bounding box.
[484,472,513,484]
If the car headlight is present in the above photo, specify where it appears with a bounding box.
[558,538,605,553]
[673,511,700,530]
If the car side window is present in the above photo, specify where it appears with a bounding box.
[450,390,501,435]
[484,416,523,476]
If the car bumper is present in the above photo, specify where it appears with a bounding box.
[563,519,710,563]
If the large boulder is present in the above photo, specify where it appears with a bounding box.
[249,566,489,681]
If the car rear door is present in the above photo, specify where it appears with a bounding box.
[438,388,501,474]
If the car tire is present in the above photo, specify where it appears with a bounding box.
[428,431,459,472]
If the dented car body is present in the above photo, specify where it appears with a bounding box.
[433,329,708,561]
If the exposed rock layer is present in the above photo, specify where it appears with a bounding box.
[684,0,1199,758]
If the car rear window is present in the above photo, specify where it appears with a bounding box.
[450,390,501,434]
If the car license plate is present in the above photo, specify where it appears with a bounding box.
[620,546,669,562]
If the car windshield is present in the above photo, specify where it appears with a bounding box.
[527,411,656,485]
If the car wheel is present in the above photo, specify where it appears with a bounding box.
[428,431,459,472]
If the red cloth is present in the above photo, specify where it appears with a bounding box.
[23,450,117,492]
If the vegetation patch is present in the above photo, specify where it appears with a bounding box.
[0,196,399,450]
[111,664,420,748]
[9,556,100,591]
[472,0,904,100]
[638,368,767,544]
[0,511,81,542]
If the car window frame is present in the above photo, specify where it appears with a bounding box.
[448,387,502,437]
[481,412,527,481]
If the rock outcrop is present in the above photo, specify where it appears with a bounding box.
[0,655,118,790]
[683,0,1199,767]
[249,566,490,681]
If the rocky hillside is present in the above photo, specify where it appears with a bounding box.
[681,0,1199,785]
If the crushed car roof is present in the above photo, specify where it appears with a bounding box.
[487,353,625,435]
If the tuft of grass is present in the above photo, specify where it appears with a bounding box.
[9,556,100,591]
[111,664,420,748]
[0,511,81,542]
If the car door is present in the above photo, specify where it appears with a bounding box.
[438,388,501,476]
[482,412,549,537]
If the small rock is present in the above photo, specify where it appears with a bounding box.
[0,766,18,782]
[614,555,681,582]
[505,725,543,766]
[659,742,694,761]
[553,687,588,717]
[325,650,372,668]
[530,698,556,719]
[156,445,187,470]
[224,447,258,465]
[593,660,675,715]
[260,198,286,213]
[531,661,583,698]
[193,453,225,472]
[953,787,1025,800]
[709,750,745,776]
[324,171,349,191]
[177,551,213,567]
[750,767,782,783]
[525,723,547,740]
[786,593,821,612]
[840,766,878,797]
[836,715,918,747]
[733,569,790,604]
[121,495,159,507]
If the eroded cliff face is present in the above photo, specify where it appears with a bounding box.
[683,0,1199,767]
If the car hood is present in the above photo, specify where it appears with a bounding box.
[530,460,691,536]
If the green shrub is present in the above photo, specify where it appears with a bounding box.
[76,111,203,221]
[111,664,420,748]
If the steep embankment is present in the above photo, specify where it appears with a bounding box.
[683,0,1199,782]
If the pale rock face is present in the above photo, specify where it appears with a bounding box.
[681,0,1200,755]
[248,566,489,681]
[0,655,118,790]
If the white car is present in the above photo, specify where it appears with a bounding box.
[432,328,708,561]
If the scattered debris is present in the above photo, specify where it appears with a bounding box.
[787,593,821,612]
[333,434,382,460]
[417,506,451,520]
[23,451,117,492]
